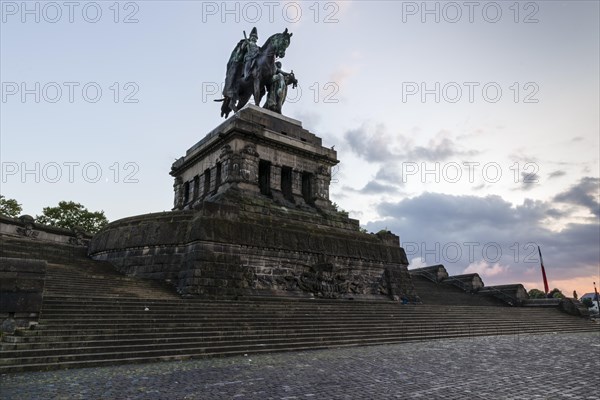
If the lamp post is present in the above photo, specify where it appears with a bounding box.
[594,282,600,314]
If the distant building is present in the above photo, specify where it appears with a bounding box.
[580,292,600,302]
[581,292,600,313]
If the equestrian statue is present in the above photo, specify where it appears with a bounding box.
[215,27,298,118]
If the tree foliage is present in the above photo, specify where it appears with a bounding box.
[528,288,565,299]
[36,201,108,233]
[0,195,23,218]
[528,289,546,299]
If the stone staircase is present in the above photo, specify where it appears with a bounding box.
[42,263,179,300]
[2,295,597,373]
[1,236,598,373]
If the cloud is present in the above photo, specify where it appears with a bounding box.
[554,177,600,217]
[365,190,600,290]
[464,260,510,278]
[545,208,569,219]
[359,180,400,194]
[375,163,403,184]
[344,123,395,162]
[519,171,540,191]
[342,180,401,195]
[548,170,566,179]
[377,192,533,231]
[409,257,428,269]
[509,152,539,165]
[472,183,488,191]
[406,132,479,162]
[343,124,479,163]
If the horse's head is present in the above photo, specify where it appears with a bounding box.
[267,28,293,58]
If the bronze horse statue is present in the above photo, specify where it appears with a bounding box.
[216,29,293,118]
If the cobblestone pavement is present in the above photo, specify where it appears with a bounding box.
[2,332,599,399]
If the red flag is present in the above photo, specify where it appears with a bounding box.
[538,246,549,294]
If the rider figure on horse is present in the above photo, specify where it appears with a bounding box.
[217,27,295,118]
[242,28,260,80]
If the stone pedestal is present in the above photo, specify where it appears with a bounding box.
[171,105,336,211]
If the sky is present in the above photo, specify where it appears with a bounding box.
[1,1,599,297]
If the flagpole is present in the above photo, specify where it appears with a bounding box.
[538,246,550,295]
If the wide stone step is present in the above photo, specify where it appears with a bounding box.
[37,304,540,314]
[36,298,546,312]
[1,322,538,347]
[35,312,558,322]
[2,327,576,373]
[34,313,580,326]
[6,321,597,349]
[35,305,575,316]
[36,299,528,308]
[39,298,385,305]
[24,320,593,341]
[5,323,588,360]
[0,338,436,373]
[20,315,577,332]
[33,319,584,333]
[48,311,593,322]
[36,304,566,314]
[24,318,590,334]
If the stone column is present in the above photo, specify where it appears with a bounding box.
[209,165,217,194]
[219,145,233,184]
[316,165,331,201]
[239,144,260,191]
[292,170,302,196]
[198,174,206,198]
[189,179,196,202]
[270,165,282,194]
[173,177,184,210]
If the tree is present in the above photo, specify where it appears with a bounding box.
[528,289,546,299]
[549,288,565,299]
[36,201,108,234]
[0,195,22,218]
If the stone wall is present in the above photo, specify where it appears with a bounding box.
[90,191,416,301]
[0,258,46,333]
[0,217,95,332]
[0,214,92,246]
[178,241,389,299]
[88,210,195,281]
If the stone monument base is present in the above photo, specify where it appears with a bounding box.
[89,188,416,301]
[89,106,417,301]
